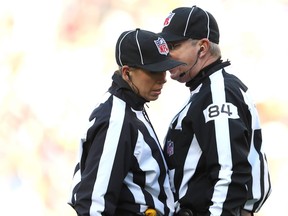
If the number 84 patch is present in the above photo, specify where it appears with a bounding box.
[203,102,239,123]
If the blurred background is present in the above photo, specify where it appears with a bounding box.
[1,0,287,215]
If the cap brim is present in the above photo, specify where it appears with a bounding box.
[159,32,188,42]
[138,58,185,73]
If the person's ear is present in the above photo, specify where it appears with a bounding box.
[121,66,130,82]
[198,39,209,56]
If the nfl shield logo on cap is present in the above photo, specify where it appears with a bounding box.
[154,37,169,56]
[164,12,175,27]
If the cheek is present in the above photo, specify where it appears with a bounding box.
[182,48,195,61]
[141,79,154,92]
[135,77,152,94]
[172,49,192,63]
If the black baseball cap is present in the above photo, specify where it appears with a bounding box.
[160,6,220,44]
[115,28,184,72]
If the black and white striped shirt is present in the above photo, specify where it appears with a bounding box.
[163,60,271,216]
[68,73,174,216]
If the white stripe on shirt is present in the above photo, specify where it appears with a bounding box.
[90,96,125,215]
[209,71,233,216]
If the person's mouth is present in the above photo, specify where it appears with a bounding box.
[152,88,162,95]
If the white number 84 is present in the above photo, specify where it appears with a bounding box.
[203,102,239,123]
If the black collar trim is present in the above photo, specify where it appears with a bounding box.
[108,72,148,110]
[186,59,231,91]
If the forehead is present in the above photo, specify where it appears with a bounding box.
[167,39,188,45]
[133,67,166,75]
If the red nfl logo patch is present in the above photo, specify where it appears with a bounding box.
[163,12,175,27]
[154,37,169,55]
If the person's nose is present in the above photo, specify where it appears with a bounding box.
[169,50,177,59]
[169,67,177,73]
[158,72,167,84]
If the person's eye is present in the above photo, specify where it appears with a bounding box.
[168,43,181,50]
[167,43,174,50]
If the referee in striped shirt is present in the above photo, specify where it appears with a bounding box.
[159,6,271,216]
[68,29,184,216]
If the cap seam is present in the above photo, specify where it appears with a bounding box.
[184,6,195,37]
[203,10,210,40]
[135,30,144,65]
[118,30,134,66]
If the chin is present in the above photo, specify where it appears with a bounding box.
[149,96,159,101]
[178,79,187,83]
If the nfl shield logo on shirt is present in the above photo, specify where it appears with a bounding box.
[167,140,174,156]
[154,37,169,55]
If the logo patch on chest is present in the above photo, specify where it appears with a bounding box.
[166,140,174,156]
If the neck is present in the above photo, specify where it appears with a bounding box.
[186,58,231,91]
[200,55,219,71]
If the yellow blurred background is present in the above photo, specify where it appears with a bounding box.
[1,0,287,215]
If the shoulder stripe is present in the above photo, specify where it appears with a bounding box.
[90,96,126,214]
[209,71,233,215]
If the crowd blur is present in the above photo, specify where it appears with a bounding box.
[1,0,287,215]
